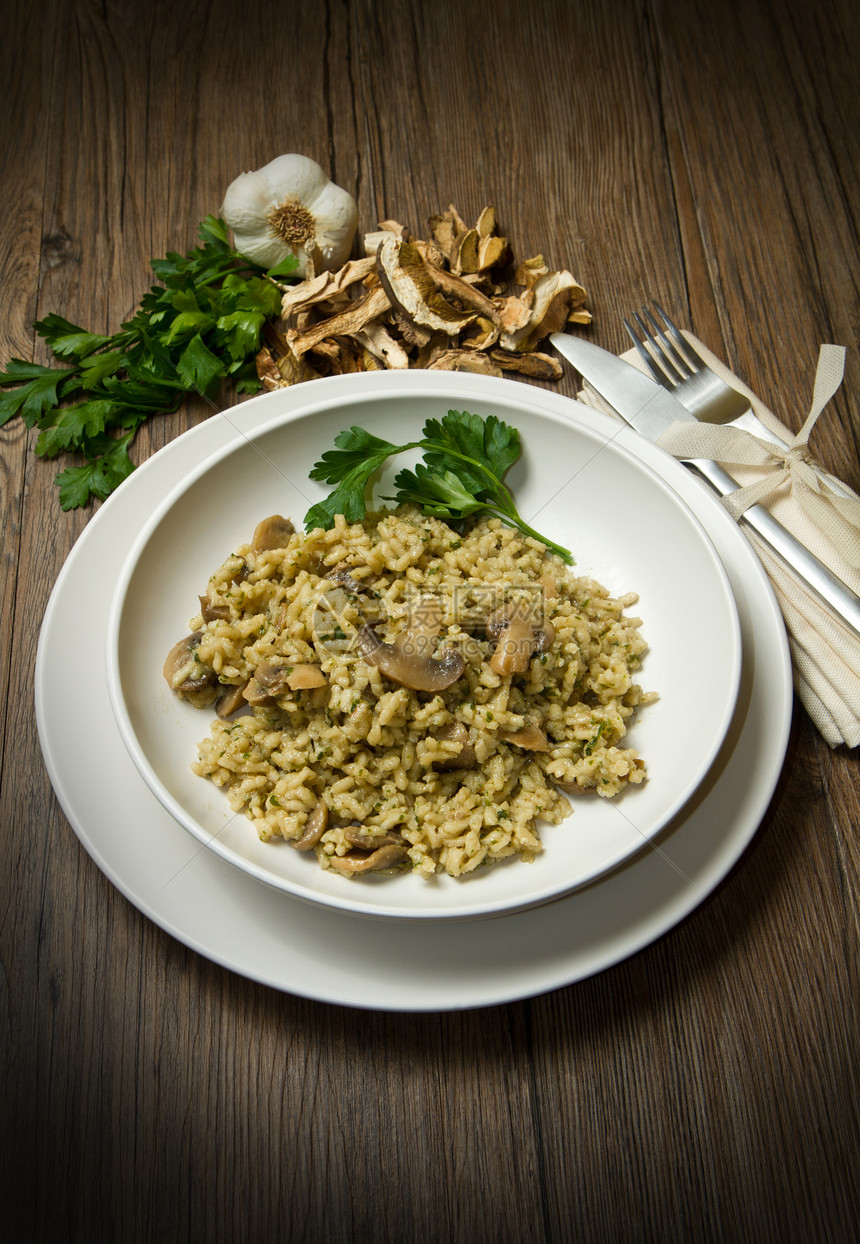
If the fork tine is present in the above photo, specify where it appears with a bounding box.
[652,303,707,372]
[622,316,672,386]
[632,309,687,385]
[641,306,692,378]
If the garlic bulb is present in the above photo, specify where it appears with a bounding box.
[221,154,358,278]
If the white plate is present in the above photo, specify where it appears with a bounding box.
[105,378,741,920]
[35,371,791,1010]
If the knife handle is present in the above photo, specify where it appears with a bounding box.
[691,458,860,639]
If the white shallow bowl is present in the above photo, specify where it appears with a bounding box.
[106,372,741,921]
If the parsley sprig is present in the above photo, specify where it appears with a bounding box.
[305,409,572,563]
[0,216,295,509]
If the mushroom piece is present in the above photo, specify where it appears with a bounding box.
[356,598,465,692]
[252,514,295,553]
[216,681,250,718]
[554,779,596,796]
[323,564,365,595]
[242,659,292,705]
[199,594,231,622]
[328,844,409,874]
[375,236,477,337]
[431,722,477,769]
[498,724,550,751]
[286,284,391,359]
[292,802,329,851]
[342,828,405,850]
[486,603,556,676]
[286,664,327,690]
[498,269,590,352]
[163,633,215,693]
[486,349,563,381]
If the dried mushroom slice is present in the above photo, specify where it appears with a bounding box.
[287,284,391,358]
[426,350,503,376]
[499,270,590,352]
[375,237,477,337]
[279,257,377,318]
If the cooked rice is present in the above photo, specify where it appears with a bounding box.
[167,507,655,879]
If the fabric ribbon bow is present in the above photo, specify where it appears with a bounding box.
[656,345,860,568]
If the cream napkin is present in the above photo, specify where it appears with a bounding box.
[576,335,860,748]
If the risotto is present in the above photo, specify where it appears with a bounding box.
[162,506,655,879]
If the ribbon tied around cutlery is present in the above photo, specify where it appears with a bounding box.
[656,344,860,568]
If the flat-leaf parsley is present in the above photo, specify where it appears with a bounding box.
[0,216,296,509]
[305,408,572,563]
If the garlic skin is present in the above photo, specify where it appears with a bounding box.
[222,154,358,278]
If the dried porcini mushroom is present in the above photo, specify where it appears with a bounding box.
[257,204,590,388]
[376,237,477,337]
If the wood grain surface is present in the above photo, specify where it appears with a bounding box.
[1,1,859,1240]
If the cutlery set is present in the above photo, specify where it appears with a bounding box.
[551,308,860,639]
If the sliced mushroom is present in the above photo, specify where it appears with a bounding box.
[323,564,365,595]
[356,598,465,691]
[199,594,231,622]
[431,721,477,769]
[287,284,391,359]
[163,633,215,693]
[351,320,411,369]
[342,827,405,850]
[216,680,250,717]
[498,724,549,751]
[375,236,476,337]
[286,664,327,690]
[498,270,590,352]
[328,844,409,874]
[486,603,556,676]
[292,801,329,851]
[279,257,377,318]
[242,659,291,705]
[486,349,563,380]
[554,779,596,796]
[252,514,295,553]
[426,350,503,376]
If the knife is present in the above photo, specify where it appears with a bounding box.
[550,332,860,639]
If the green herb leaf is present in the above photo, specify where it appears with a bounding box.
[390,463,485,517]
[35,399,119,457]
[34,313,113,359]
[0,360,76,427]
[175,332,226,394]
[305,410,573,562]
[55,430,136,510]
[421,409,521,490]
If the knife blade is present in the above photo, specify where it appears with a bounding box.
[551,332,860,639]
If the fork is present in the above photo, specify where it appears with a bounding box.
[623,303,790,449]
[624,302,852,497]
[617,301,860,637]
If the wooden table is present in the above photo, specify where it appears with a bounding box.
[2,1,858,1239]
